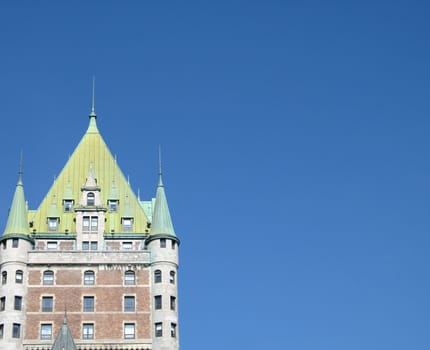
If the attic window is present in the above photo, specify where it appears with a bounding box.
[122,218,133,232]
[47,218,59,232]
[108,200,119,212]
[63,200,74,212]
[87,193,95,206]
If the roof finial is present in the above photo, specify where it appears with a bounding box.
[158,146,163,187]
[90,76,96,117]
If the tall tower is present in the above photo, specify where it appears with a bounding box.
[0,168,33,350]
[0,92,181,350]
[146,165,180,350]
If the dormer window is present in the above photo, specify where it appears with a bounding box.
[87,193,95,206]
[47,218,59,232]
[108,200,119,212]
[63,200,74,212]
[122,218,133,232]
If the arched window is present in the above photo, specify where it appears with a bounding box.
[43,271,54,285]
[154,270,162,283]
[125,270,135,285]
[15,270,23,284]
[170,271,176,284]
[1,271,7,285]
[84,270,95,285]
[87,193,95,206]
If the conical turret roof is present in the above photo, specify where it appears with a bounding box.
[3,171,30,237]
[52,315,77,350]
[150,173,175,236]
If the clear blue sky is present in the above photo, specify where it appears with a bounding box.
[1,1,429,349]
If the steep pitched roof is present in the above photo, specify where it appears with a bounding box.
[150,173,175,237]
[2,171,30,237]
[30,114,149,234]
[52,316,77,350]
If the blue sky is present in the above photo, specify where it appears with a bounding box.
[1,1,429,349]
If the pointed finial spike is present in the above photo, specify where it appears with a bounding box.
[158,146,163,187]
[92,76,95,113]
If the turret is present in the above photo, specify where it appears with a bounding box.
[0,168,33,350]
[146,164,180,350]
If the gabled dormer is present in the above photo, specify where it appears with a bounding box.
[47,195,60,232]
[63,180,74,212]
[79,165,102,208]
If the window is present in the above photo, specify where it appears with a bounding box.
[124,296,135,312]
[83,217,90,231]
[122,242,132,250]
[155,322,162,337]
[83,242,97,250]
[12,323,20,338]
[84,271,95,285]
[171,323,177,338]
[0,324,3,338]
[0,297,5,311]
[160,238,166,248]
[47,241,57,250]
[2,271,7,284]
[87,192,95,206]
[12,238,19,248]
[63,200,74,212]
[82,323,94,339]
[83,296,94,312]
[40,324,52,340]
[14,296,22,310]
[154,295,162,310]
[154,270,162,283]
[170,271,176,284]
[47,218,59,231]
[43,271,54,285]
[15,270,23,283]
[170,296,176,311]
[1,241,5,249]
[124,323,135,339]
[172,240,176,249]
[108,200,118,212]
[42,296,53,312]
[124,271,135,285]
[122,218,133,232]
[91,217,98,231]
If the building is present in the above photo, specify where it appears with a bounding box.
[0,100,180,350]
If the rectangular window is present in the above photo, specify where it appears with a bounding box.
[124,323,135,339]
[12,323,20,338]
[172,240,176,249]
[15,270,23,283]
[124,271,135,285]
[42,296,53,312]
[40,324,52,340]
[63,200,73,212]
[124,296,135,312]
[155,295,162,310]
[2,271,6,284]
[82,216,90,231]
[122,242,132,250]
[43,271,54,285]
[83,296,94,312]
[82,323,94,339]
[91,217,98,231]
[84,271,95,285]
[160,238,166,248]
[0,324,3,338]
[82,241,89,250]
[47,218,59,231]
[47,241,57,250]
[170,296,176,311]
[108,200,118,212]
[122,218,133,232]
[171,323,177,338]
[12,239,19,248]
[14,296,22,311]
[155,322,162,337]
[90,241,98,250]
[0,297,5,311]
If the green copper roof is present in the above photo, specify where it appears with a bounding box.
[31,111,149,234]
[109,179,120,200]
[47,195,60,218]
[51,316,77,350]
[150,173,175,236]
[122,193,133,218]
[3,172,30,236]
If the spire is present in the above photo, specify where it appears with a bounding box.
[48,195,60,218]
[87,77,99,134]
[150,153,175,236]
[122,193,133,218]
[51,313,77,350]
[63,179,74,200]
[3,160,30,237]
